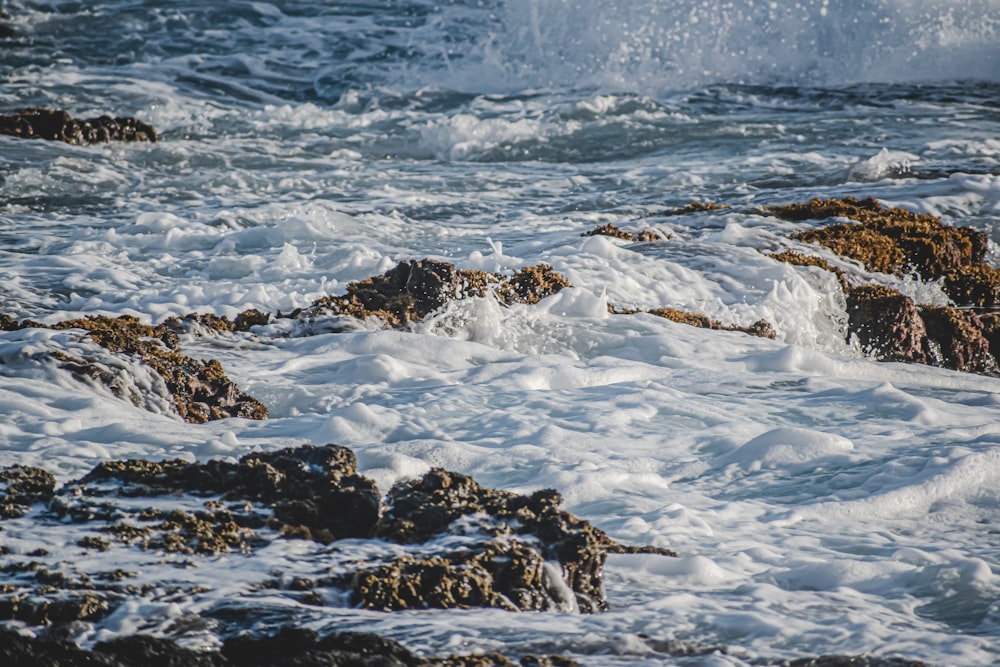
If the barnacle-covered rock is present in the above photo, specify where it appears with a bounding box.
[846,285,929,364]
[582,223,661,242]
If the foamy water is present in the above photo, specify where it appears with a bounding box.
[2,1,1000,664]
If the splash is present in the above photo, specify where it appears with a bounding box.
[434,0,1000,92]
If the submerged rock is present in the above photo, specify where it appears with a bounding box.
[0,108,158,145]
[611,306,777,340]
[2,315,267,423]
[300,259,570,328]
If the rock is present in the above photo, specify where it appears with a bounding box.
[768,249,850,292]
[0,592,112,626]
[845,285,998,374]
[845,285,929,364]
[663,201,729,215]
[162,309,272,335]
[942,265,1000,308]
[68,444,380,545]
[0,465,56,519]
[633,307,777,339]
[918,305,997,375]
[222,627,418,667]
[371,468,676,613]
[770,196,986,281]
[301,260,570,328]
[0,108,158,145]
[5,315,266,423]
[582,223,661,242]
[780,657,929,667]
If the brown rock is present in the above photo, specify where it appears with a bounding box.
[845,285,929,364]
[771,197,986,281]
[582,223,660,242]
[8,314,266,423]
[0,465,56,519]
[768,249,850,292]
[942,265,1000,308]
[643,307,777,339]
[302,260,570,327]
[919,306,998,374]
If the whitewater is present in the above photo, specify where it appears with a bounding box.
[2,0,1000,664]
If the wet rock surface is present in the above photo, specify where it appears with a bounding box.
[0,445,939,664]
[611,306,777,340]
[369,468,677,613]
[0,314,267,423]
[299,259,570,328]
[0,108,158,145]
[767,197,1000,375]
[582,223,661,242]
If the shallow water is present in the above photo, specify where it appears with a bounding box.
[2,1,1000,664]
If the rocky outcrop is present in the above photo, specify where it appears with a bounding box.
[766,197,1000,374]
[0,465,56,519]
[61,444,380,546]
[366,468,676,613]
[0,108,158,145]
[300,259,570,327]
[582,223,661,242]
[0,446,673,632]
[1,314,267,423]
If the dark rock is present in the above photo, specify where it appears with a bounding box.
[371,468,676,613]
[162,309,271,335]
[70,444,380,545]
[0,465,56,519]
[582,223,661,242]
[0,592,112,625]
[846,285,929,364]
[94,635,229,667]
[780,657,929,667]
[7,315,266,423]
[221,627,418,667]
[0,629,120,666]
[0,109,157,145]
[302,260,569,328]
[919,305,997,374]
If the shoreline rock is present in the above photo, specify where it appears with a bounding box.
[0,314,267,423]
[767,197,1000,375]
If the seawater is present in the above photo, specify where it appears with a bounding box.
[2,1,1000,664]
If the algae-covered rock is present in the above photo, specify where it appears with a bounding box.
[582,223,660,242]
[70,444,380,545]
[301,259,569,328]
[371,468,675,613]
[4,314,266,423]
[768,249,851,292]
[918,305,997,375]
[771,196,986,281]
[615,306,777,339]
[0,108,157,145]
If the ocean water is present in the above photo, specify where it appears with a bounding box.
[2,0,1000,664]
